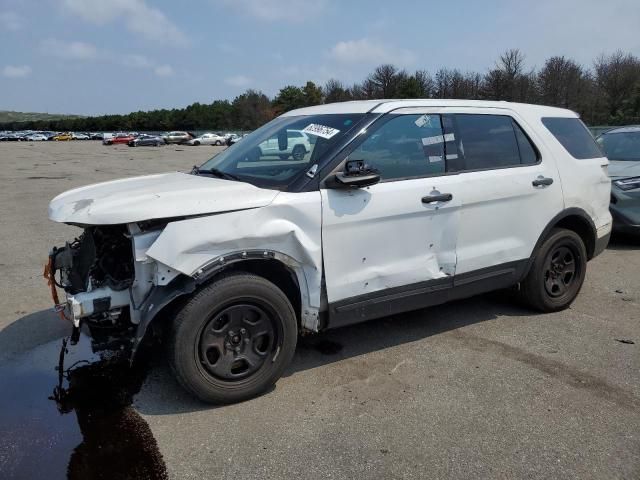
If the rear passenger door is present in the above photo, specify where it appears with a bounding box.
[443,110,564,276]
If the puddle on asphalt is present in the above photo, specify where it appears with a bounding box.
[0,334,168,479]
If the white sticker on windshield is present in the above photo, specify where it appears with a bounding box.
[428,156,443,163]
[302,123,340,139]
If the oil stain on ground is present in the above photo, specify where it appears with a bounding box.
[0,334,168,479]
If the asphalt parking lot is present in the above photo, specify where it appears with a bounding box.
[0,141,638,479]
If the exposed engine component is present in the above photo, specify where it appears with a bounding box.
[52,226,135,294]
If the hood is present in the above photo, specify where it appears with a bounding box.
[49,172,280,225]
[608,160,640,180]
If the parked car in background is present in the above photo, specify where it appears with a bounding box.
[226,133,240,146]
[72,132,90,140]
[163,131,193,144]
[128,134,164,147]
[596,126,640,234]
[188,133,226,146]
[103,133,135,145]
[90,132,104,140]
[46,99,611,404]
[258,129,311,160]
[53,132,73,141]
[26,133,48,141]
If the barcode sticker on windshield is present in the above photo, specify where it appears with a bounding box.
[415,115,433,128]
[302,124,340,139]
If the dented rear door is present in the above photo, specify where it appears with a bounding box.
[320,110,464,306]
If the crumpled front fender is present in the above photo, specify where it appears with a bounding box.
[145,191,323,330]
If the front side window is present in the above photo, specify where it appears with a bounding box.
[348,114,446,181]
[542,117,603,159]
[597,132,640,161]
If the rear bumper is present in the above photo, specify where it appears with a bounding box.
[593,230,611,258]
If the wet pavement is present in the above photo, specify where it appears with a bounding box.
[0,334,167,480]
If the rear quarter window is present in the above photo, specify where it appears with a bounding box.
[541,117,603,159]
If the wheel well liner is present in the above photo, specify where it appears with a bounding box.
[206,259,302,323]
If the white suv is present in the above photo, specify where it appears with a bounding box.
[47,100,612,404]
[257,129,311,161]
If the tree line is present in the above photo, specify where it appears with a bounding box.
[4,49,640,132]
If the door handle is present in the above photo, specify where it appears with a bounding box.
[532,177,554,187]
[422,193,453,203]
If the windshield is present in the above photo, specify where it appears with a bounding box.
[597,132,640,161]
[198,114,365,190]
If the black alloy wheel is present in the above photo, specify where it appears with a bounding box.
[168,273,297,404]
[520,228,587,312]
[197,303,278,381]
[543,245,577,298]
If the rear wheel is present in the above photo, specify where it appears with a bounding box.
[168,273,297,404]
[193,140,200,146]
[520,228,587,312]
[215,140,222,146]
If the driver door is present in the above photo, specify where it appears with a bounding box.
[320,110,464,326]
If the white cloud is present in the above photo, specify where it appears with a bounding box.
[42,39,98,60]
[225,75,253,87]
[328,38,416,67]
[0,12,23,31]
[61,0,187,45]
[122,54,154,69]
[154,65,174,77]
[215,0,326,22]
[3,65,32,78]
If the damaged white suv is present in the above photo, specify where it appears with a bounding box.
[47,100,612,404]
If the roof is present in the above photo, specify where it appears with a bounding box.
[281,99,577,118]
[600,125,640,135]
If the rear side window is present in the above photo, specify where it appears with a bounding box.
[447,114,538,170]
[541,117,603,159]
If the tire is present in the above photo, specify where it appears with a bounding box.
[168,272,298,404]
[194,140,200,146]
[215,140,222,146]
[520,228,587,312]
[292,145,305,161]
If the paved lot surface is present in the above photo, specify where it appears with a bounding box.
[0,141,638,479]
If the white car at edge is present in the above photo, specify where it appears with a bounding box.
[188,133,226,146]
[46,99,612,404]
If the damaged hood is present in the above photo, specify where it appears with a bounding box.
[608,160,640,180]
[49,172,280,225]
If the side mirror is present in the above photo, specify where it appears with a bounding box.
[278,131,288,151]
[331,159,381,189]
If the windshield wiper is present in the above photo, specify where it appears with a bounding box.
[191,166,241,181]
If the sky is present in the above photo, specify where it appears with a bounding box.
[1,0,639,116]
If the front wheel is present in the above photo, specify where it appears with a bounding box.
[168,273,297,404]
[520,228,587,312]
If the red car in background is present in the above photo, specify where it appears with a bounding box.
[103,133,135,145]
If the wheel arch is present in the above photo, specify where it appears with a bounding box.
[132,254,309,360]
[525,208,597,278]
